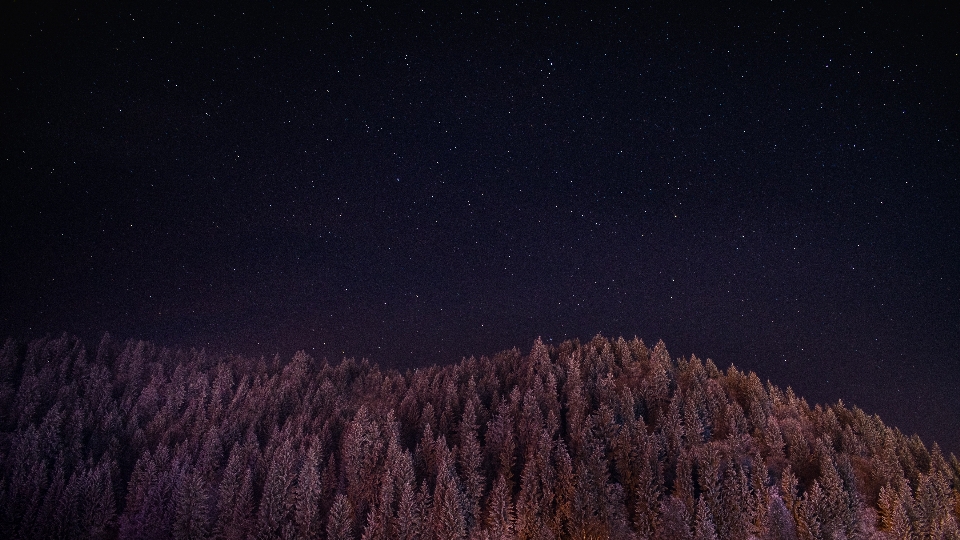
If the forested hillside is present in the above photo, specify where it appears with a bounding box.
[1,333,958,539]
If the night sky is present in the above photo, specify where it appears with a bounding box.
[2,2,958,452]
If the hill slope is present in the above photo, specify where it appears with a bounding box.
[1,333,958,539]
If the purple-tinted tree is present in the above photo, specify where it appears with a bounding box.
[693,498,719,540]
[430,438,467,540]
[658,495,692,540]
[173,470,211,540]
[456,398,484,533]
[485,402,517,489]
[764,492,798,540]
[212,443,254,540]
[327,493,354,540]
[292,442,323,539]
[257,438,298,540]
[514,430,555,540]
[342,406,385,527]
[484,474,515,540]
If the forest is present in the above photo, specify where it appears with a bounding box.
[1,333,958,539]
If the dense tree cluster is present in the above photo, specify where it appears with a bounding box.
[1,333,958,539]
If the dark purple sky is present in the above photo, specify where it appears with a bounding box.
[2,2,958,452]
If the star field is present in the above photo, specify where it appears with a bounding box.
[1,2,958,451]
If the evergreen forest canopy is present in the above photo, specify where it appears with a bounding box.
[1,333,958,540]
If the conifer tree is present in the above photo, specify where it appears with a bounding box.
[750,456,770,537]
[764,492,798,540]
[485,474,515,540]
[673,449,696,516]
[633,432,661,539]
[878,484,912,540]
[327,493,354,540]
[562,354,587,454]
[658,495,692,540]
[292,442,323,540]
[342,405,384,526]
[456,397,484,532]
[32,467,67,540]
[795,481,824,540]
[485,402,517,488]
[173,470,211,540]
[552,441,575,537]
[693,498,719,540]
[385,436,418,539]
[257,438,297,540]
[515,443,546,540]
[717,463,751,540]
[392,477,419,540]
[213,445,254,540]
[431,438,467,540]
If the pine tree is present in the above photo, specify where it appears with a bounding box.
[485,402,517,488]
[32,466,67,540]
[814,440,851,538]
[717,463,751,540]
[514,453,540,540]
[360,468,394,540]
[518,389,545,459]
[562,353,588,454]
[878,484,912,540]
[749,456,771,537]
[644,340,672,423]
[658,495,692,540]
[633,432,661,540]
[292,443,323,540]
[360,507,385,540]
[320,454,340,522]
[386,439,419,540]
[173,470,211,540]
[456,398,484,532]
[257,438,297,539]
[602,482,635,540]
[673,449,696,517]
[662,393,685,468]
[693,498,719,540]
[914,471,956,540]
[569,432,608,540]
[415,420,437,482]
[795,481,823,540]
[213,446,254,540]
[552,441,575,537]
[342,405,384,526]
[392,477,419,540]
[431,439,466,540]
[778,467,798,517]
[123,456,180,540]
[763,492,798,540]
[485,475,515,540]
[327,493,354,540]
